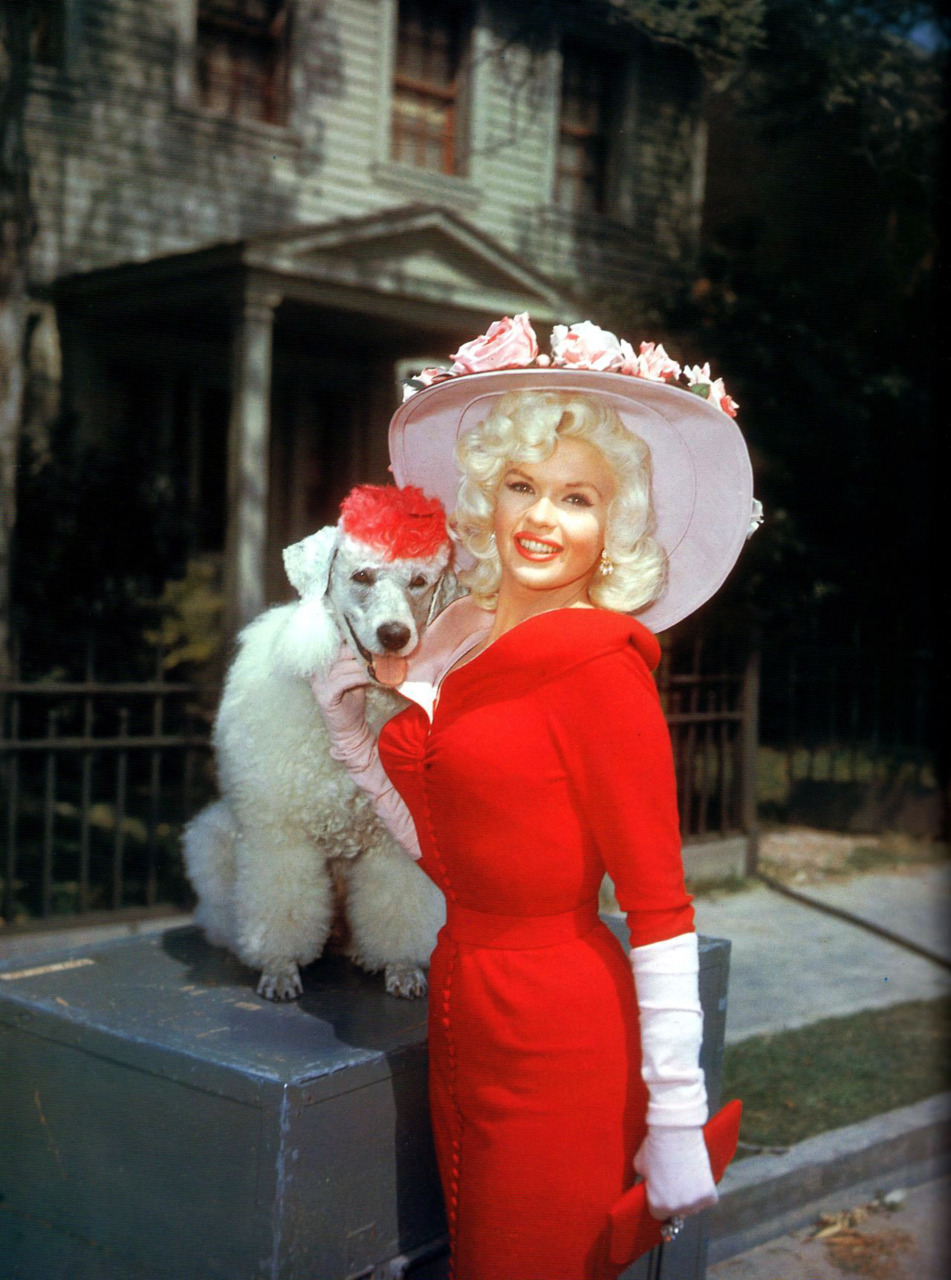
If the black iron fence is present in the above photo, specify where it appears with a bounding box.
[1,637,759,930]
[760,645,934,787]
[1,642,215,929]
[658,644,758,850]
[2,628,935,931]
[755,643,938,834]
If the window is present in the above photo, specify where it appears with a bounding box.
[555,42,616,216]
[196,1,290,125]
[391,0,468,175]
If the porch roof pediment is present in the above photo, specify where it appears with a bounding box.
[54,204,577,330]
[244,205,572,322]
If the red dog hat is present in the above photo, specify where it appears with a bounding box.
[339,484,451,562]
[389,316,761,634]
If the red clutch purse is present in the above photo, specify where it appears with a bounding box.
[608,1099,743,1267]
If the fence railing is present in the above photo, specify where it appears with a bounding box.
[759,644,935,793]
[3,632,934,930]
[1,643,215,929]
[1,639,759,930]
[658,647,759,857]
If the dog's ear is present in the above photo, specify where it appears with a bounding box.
[283,527,337,599]
[428,569,468,624]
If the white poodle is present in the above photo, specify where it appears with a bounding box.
[183,486,455,1000]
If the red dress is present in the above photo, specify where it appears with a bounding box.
[379,607,694,1280]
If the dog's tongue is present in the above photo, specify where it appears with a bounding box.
[373,653,409,687]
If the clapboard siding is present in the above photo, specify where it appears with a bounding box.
[79,0,178,91]
[26,0,704,305]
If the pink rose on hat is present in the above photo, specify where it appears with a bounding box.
[620,340,682,383]
[551,321,625,372]
[684,363,739,418]
[400,312,739,420]
[714,383,739,418]
[449,312,539,374]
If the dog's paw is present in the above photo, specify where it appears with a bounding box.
[385,963,428,999]
[257,964,303,1001]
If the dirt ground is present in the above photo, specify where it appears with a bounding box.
[756,827,948,886]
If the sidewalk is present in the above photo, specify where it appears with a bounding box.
[692,862,951,1043]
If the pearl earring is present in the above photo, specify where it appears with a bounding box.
[599,549,614,576]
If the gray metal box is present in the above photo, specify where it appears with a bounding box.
[0,925,729,1280]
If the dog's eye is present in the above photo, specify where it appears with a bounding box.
[409,575,428,590]
[351,569,376,585]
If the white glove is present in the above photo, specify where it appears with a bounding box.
[311,647,421,860]
[633,1126,717,1221]
[631,932,718,1221]
[312,647,372,758]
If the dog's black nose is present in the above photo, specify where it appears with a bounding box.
[377,622,411,652]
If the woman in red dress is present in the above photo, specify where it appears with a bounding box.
[315,317,759,1279]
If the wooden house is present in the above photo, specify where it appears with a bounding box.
[26,0,708,633]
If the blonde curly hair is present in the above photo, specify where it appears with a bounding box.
[453,389,667,613]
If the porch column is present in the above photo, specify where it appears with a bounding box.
[223,282,282,642]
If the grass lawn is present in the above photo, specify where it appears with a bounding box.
[756,745,937,807]
[720,996,951,1154]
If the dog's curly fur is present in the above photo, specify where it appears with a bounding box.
[183,519,457,1000]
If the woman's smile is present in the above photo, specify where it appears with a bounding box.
[514,533,563,560]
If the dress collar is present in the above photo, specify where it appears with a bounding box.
[398,597,659,722]
[398,596,493,722]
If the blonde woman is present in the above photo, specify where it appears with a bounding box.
[315,319,759,1280]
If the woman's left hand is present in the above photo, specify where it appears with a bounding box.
[633,1125,718,1221]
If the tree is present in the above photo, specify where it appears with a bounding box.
[654,0,948,644]
[655,0,949,832]
[600,0,766,68]
[0,2,36,681]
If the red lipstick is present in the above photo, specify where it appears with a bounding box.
[514,533,562,561]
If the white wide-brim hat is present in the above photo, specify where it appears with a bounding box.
[389,361,758,635]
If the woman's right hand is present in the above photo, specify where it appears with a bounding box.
[310,645,422,860]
